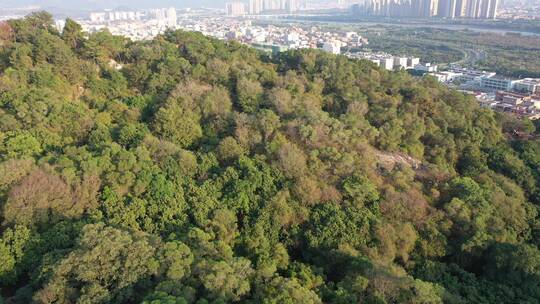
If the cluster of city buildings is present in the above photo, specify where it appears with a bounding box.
[497,0,540,20]
[188,18,369,52]
[206,20,436,73]
[429,67,540,118]
[347,52,422,70]
[431,67,540,93]
[351,0,499,19]
[81,9,356,48]
[226,0,298,16]
[78,7,432,74]
[89,8,177,27]
[476,90,540,119]
[79,8,179,40]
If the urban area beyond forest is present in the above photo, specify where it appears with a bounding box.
[0,1,540,303]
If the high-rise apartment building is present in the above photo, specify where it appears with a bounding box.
[249,0,263,14]
[148,7,177,27]
[263,0,280,10]
[226,2,246,16]
[454,0,467,17]
[355,0,497,18]
[466,0,477,17]
[286,0,298,12]
[166,7,177,27]
[464,0,497,18]
[438,0,457,18]
[487,0,498,19]
[479,0,491,18]
[422,0,439,17]
[247,0,297,14]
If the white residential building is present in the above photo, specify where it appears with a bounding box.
[393,56,408,69]
[407,57,420,68]
[480,76,516,91]
[380,58,394,70]
[414,63,438,72]
[513,78,540,94]
[90,12,106,23]
[323,41,341,55]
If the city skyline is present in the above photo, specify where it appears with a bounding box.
[0,0,245,9]
[353,0,499,19]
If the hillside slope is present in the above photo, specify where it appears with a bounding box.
[0,12,539,304]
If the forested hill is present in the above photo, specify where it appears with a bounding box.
[0,12,539,304]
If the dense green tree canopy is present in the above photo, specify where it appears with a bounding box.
[0,13,539,304]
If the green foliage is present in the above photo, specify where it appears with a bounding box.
[252,277,322,304]
[82,29,126,63]
[34,223,160,303]
[61,18,84,50]
[0,225,32,284]
[304,203,375,250]
[235,77,263,113]
[0,14,538,304]
[217,136,245,162]
[484,243,540,298]
[153,100,203,148]
[0,131,42,159]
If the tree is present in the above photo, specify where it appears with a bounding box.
[3,166,100,226]
[267,88,293,115]
[117,122,148,148]
[0,158,34,190]
[153,101,202,148]
[484,243,540,299]
[61,18,84,50]
[304,203,374,250]
[0,131,42,160]
[217,136,245,162]
[0,21,14,46]
[0,225,32,284]
[252,277,322,304]
[142,292,189,304]
[201,86,232,119]
[196,258,254,302]
[157,241,193,281]
[3,169,72,226]
[34,223,160,304]
[8,11,54,42]
[342,175,380,208]
[83,29,126,63]
[276,142,307,179]
[236,77,263,113]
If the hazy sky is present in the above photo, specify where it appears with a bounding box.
[0,0,230,9]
